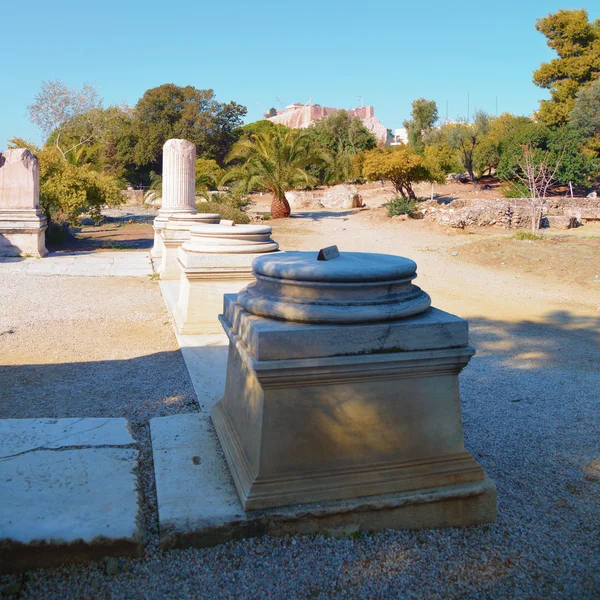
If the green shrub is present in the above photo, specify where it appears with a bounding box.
[385,196,419,218]
[196,200,250,224]
[512,231,543,241]
[195,185,251,224]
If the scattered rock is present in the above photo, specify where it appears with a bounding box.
[320,185,363,209]
[104,556,119,576]
[446,172,472,184]
[420,197,600,229]
[587,191,597,198]
[2,580,22,597]
[545,216,578,229]
[286,191,321,210]
[144,191,161,207]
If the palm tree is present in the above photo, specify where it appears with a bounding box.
[224,129,321,218]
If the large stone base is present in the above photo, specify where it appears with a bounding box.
[151,414,497,550]
[159,240,185,280]
[173,271,254,334]
[151,225,164,259]
[0,211,47,257]
[173,257,259,334]
[213,296,496,517]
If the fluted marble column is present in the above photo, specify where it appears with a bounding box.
[0,149,47,257]
[151,139,198,258]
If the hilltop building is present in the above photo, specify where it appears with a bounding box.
[266,102,390,145]
[390,128,409,146]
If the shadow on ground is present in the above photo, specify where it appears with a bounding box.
[0,350,197,423]
[47,226,154,253]
[290,209,365,221]
[1,311,599,594]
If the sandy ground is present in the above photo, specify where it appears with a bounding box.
[1,208,599,598]
[268,209,600,323]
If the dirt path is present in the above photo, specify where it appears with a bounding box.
[1,208,599,597]
[269,209,600,326]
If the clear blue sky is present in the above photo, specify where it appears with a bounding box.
[0,1,592,150]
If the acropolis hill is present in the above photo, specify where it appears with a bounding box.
[266,102,389,144]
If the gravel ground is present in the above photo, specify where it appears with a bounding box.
[1,214,599,598]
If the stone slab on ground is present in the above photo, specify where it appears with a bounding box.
[0,251,153,277]
[150,413,496,550]
[0,418,144,573]
[159,280,228,407]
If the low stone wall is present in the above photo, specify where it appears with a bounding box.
[420,197,600,229]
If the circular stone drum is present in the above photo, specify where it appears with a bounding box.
[238,251,431,324]
[164,213,220,238]
[183,223,279,254]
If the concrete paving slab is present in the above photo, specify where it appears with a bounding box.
[159,280,228,406]
[178,334,228,410]
[0,418,144,573]
[150,413,496,550]
[0,251,153,277]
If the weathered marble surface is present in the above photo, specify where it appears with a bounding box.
[0,149,47,257]
[158,213,220,280]
[151,413,496,549]
[151,139,198,258]
[173,224,279,334]
[0,418,143,572]
[212,250,497,525]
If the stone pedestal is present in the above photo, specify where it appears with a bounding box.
[173,224,279,334]
[151,139,198,259]
[212,251,496,528]
[159,213,220,280]
[0,149,47,257]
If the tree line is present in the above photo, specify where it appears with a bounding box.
[9,8,600,227]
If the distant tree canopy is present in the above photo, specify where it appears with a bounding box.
[26,81,249,186]
[307,110,377,185]
[239,119,290,140]
[496,120,597,188]
[403,98,438,153]
[534,9,600,126]
[117,84,247,175]
[570,78,600,141]
[438,111,492,184]
[360,145,442,200]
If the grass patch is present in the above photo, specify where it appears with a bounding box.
[512,231,543,241]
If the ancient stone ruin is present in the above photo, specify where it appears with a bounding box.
[267,102,389,144]
[0,148,47,257]
[151,139,199,258]
[212,249,497,525]
[173,223,279,334]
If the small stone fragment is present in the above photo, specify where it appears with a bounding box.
[104,555,119,576]
[2,580,22,597]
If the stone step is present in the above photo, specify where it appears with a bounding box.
[0,418,144,573]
